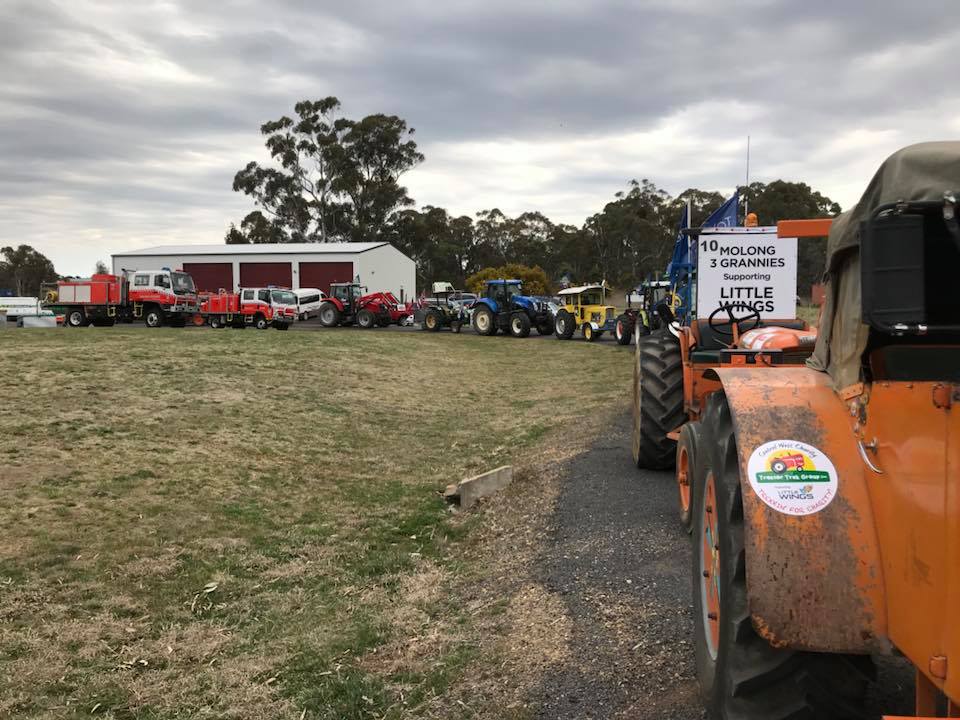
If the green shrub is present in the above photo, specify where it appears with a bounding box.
[465,264,552,296]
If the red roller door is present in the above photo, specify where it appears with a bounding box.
[299,261,353,294]
[240,262,292,288]
[183,262,233,292]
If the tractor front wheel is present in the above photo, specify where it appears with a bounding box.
[554,310,575,339]
[510,312,531,338]
[676,422,702,533]
[473,306,496,336]
[615,315,632,345]
[424,309,442,332]
[632,331,684,469]
[582,323,599,342]
[319,303,341,327]
[693,392,874,719]
[357,308,377,329]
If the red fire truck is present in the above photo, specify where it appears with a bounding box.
[51,269,199,328]
[199,288,294,330]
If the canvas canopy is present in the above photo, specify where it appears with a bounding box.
[808,141,960,388]
[558,284,605,296]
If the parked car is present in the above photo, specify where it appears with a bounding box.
[293,287,326,321]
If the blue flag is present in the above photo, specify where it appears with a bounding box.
[702,190,739,228]
[665,203,690,275]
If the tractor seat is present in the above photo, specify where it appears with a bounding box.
[690,318,810,363]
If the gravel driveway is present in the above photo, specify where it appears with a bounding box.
[526,413,914,720]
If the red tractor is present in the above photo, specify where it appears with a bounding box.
[769,452,805,474]
[318,283,411,329]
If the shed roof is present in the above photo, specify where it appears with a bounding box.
[113,242,388,257]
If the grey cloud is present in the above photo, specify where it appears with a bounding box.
[1,0,959,274]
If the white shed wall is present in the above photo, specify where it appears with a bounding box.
[354,245,417,302]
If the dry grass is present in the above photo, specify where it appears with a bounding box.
[0,327,629,719]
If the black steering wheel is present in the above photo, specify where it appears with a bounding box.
[707,302,761,337]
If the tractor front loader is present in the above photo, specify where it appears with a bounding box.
[632,141,960,719]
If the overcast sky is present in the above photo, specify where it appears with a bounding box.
[2,0,959,275]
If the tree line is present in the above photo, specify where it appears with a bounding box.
[1,97,842,300]
[227,97,841,296]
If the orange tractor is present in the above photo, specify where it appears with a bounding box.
[632,142,960,718]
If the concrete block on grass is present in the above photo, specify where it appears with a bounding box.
[444,465,513,509]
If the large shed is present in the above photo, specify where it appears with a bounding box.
[111,242,417,301]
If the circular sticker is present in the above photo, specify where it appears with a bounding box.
[746,439,838,516]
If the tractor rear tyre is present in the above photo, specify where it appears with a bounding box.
[319,303,341,327]
[632,331,684,470]
[144,307,164,328]
[693,392,874,720]
[554,310,575,339]
[424,309,442,332]
[615,314,632,345]
[473,306,496,336]
[509,312,531,338]
[357,309,377,329]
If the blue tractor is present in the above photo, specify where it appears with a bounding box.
[471,279,553,338]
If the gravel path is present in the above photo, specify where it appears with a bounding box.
[527,412,915,720]
[529,413,699,720]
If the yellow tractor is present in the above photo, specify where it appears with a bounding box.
[554,283,617,342]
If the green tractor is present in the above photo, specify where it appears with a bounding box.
[614,279,677,345]
[417,282,470,333]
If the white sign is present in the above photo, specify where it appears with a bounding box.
[746,439,838,516]
[696,227,797,320]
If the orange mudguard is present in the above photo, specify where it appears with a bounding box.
[712,367,891,655]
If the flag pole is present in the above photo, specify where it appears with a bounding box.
[743,135,751,222]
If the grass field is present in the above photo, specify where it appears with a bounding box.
[0,328,629,719]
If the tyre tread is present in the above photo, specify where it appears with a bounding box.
[633,331,685,469]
